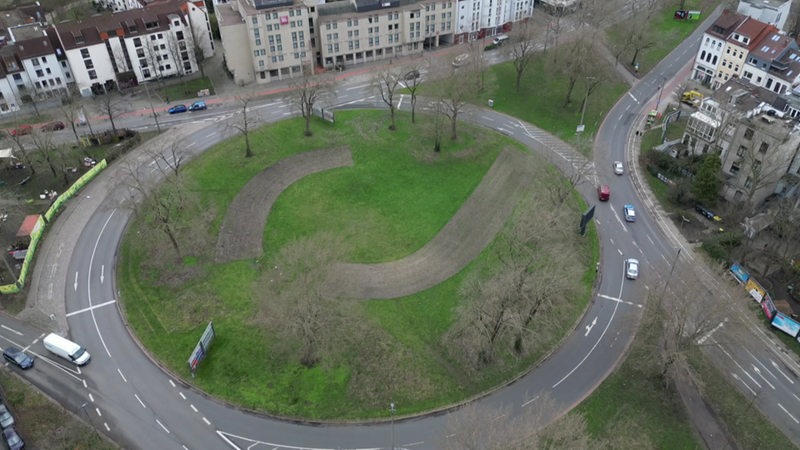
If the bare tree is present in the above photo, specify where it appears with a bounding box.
[230,95,256,157]
[375,68,402,131]
[558,34,600,107]
[7,134,36,175]
[29,128,63,179]
[146,138,185,177]
[467,40,487,93]
[402,64,424,124]
[59,95,85,146]
[289,66,329,136]
[509,20,537,93]
[94,91,126,137]
[439,74,469,140]
[256,232,344,367]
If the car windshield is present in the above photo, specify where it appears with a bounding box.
[72,347,86,360]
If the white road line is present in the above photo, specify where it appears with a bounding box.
[0,325,22,336]
[732,373,757,396]
[778,403,799,424]
[89,393,94,402]
[169,379,176,387]
[179,392,186,400]
[771,359,795,384]
[156,419,170,433]
[346,83,369,91]
[117,368,128,383]
[202,417,211,426]
[134,394,146,408]
[104,422,110,431]
[82,379,87,388]
[627,92,638,103]
[190,404,198,413]
[521,395,539,407]
[96,408,102,417]
[597,294,643,308]
[87,210,117,359]
[66,299,117,317]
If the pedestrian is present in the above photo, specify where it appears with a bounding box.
[165,96,169,104]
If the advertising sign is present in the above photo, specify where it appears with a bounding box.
[771,312,800,338]
[187,321,215,376]
[729,263,749,284]
[745,279,765,303]
[761,295,777,320]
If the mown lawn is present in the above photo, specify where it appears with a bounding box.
[119,110,594,419]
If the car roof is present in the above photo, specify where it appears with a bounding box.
[628,258,639,264]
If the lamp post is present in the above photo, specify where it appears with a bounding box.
[577,76,595,133]
[654,76,666,113]
[662,248,682,298]
[390,402,396,450]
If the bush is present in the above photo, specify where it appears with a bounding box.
[701,231,743,262]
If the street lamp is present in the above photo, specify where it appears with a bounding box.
[577,76,596,133]
[662,247,682,298]
[654,76,667,113]
[390,402,396,450]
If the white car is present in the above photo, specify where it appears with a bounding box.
[613,161,624,175]
[623,204,636,222]
[625,258,639,280]
[452,53,470,67]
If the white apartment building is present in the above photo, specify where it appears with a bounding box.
[455,0,532,43]
[220,0,458,85]
[737,0,793,31]
[54,0,214,95]
[693,10,746,86]
[96,0,146,12]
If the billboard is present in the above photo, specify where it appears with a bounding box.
[745,279,765,303]
[771,312,800,338]
[761,295,778,320]
[187,321,216,376]
[729,263,749,284]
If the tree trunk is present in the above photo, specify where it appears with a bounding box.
[411,96,416,124]
[564,78,576,107]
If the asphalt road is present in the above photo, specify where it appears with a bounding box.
[3,10,799,449]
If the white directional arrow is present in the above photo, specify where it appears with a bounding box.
[74,272,78,291]
[100,265,104,284]
[585,316,597,336]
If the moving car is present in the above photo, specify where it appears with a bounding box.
[492,34,509,46]
[40,121,65,132]
[9,125,31,136]
[597,185,610,201]
[613,161,624,175]
[168,104,188,114]
[452,53,470,68]
[0,404,14,429]
[2,347,33,370]
[188,100,207,111]
[625,258,639,279]
[695,204,722,222]
[403,70,420,81]
[2,427,23,450]
[623,204,636,222]
[43,333,91,366]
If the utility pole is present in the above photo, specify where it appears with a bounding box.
[143,81,161,133]
[390,401,396,450]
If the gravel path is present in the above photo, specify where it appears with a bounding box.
[214,147,353,263]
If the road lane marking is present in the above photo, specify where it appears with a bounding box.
[521,395,539,407]
[96,407,102,417]
[135,394,146,408]
[585,316,597,336]
[771,360,795,384]
[169,379,176,387]
[202,417,211,426]
[89,393,94,402]
[190,404,197,413]
[156,419,170,433]
[66,299,117,317]
[74,272,78,291]
[627,92,638,103]
[778,403,799,424]
[117,368,128,383]
[104,422,110,431]
[87,210,117,358]
[179,392,186,400]
[0,325,22,336]
[732,373,757,396]
[597,294,642,308]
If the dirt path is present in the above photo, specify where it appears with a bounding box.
[215,147,353,263]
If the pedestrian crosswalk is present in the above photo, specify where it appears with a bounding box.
[515,120,597,185]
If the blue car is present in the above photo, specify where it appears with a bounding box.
[189,100,207,111]
[623,204,636,222]
[3,346,33,370]
[168,104,187,114]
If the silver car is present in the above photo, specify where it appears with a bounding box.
[613,161,624,175]
[0,404,14,429]
[625,259,639,280]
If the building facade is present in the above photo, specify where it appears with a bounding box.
[454,0,532,43]
[737,0,793,31]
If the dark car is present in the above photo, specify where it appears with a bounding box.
[188,100,207,111]
[695,204,722,222]
[403,70,420,81]
[9,125,31,137]
[2,347,33,370]
[2,427,23,450]
[168,104,188,114]
[40,121,65,132]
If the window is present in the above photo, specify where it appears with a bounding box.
[88,69,97,79]
[32,58,40,66]
[133,37,142,47]
[737,145,746,157]
[81,49,90,58]
[46,68,51,74]
[83,59,94,69]
[176,31,184,40]
[743,128,754,140]
[35,69,44,77]
[759,142,769,154]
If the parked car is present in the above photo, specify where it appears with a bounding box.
[403,70,420,81]
[695,204,722,222]
[623,204,636,222]
[2,347,33,370]
[9,125,32,137]
[168,104,188,114]
[40,121,65,132]
[188,100,207,111]
[0,404,14,429]
[613,161,624,175]
[2,427,23,450]
[597,185,610,201]
[625,258,640,279]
